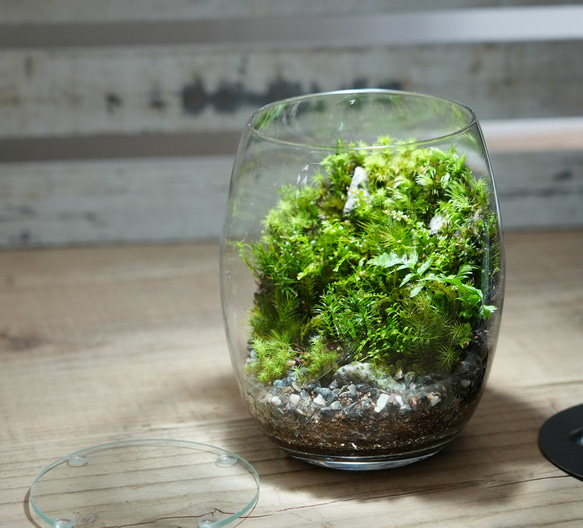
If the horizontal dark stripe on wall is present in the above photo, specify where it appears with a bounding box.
[1,6,582,49]
[0,132,241,163]
[3,117,583,163]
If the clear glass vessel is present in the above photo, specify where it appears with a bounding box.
[221,89,504,470]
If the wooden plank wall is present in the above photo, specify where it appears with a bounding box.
[1,1,582,248]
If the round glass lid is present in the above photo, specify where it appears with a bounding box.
[30,439,260,528]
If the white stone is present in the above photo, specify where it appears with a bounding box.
[289,394,301,406]
[375,393,389,413]
[313,394,326,406]
[430,214,445,234]
[343,166,371,215]
[428,392,442,407]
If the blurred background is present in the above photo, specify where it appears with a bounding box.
[0,0,582,248]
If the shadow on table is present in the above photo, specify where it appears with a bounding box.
[21,383,555,527]
[219,386,555,511]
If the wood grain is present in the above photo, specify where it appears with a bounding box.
[0,2,582,245]
[2,41,582,142]
[0,157,233,247]
[2,0,578,24]
[2,148,582,248]
[1,231,583,527]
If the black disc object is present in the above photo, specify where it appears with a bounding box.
[539,404,583,480]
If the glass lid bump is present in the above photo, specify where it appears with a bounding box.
[30,439,260,528]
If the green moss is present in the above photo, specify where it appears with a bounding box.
[241,138,500,384]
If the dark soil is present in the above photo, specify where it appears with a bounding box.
[244,336,492,459]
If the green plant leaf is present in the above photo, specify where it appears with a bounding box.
[400,272,414,287]
[417,256,434,276]
[368,252,404,268]
[410,283,424,298]
[480,304,498,319]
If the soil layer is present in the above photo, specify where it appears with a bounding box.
[244,336,491,459]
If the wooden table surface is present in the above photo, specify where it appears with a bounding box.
[2,230,583,527]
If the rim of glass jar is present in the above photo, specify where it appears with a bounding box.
[247,88,478,151]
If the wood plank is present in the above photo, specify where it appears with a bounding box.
[1,40,582,143]
[0,157,233,247]
[0,132,242,163]
[492,150,583,229]
[481,117,583,153]
[0,149,582,248]
[2,7,582,49]
[1,231,583,526]
[2,118,583,164]
[1,0,579,24]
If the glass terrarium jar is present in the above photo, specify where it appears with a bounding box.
[220,89,504,470]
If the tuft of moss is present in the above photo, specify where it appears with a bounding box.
[240,138,500,384]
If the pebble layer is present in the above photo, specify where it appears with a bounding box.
[245,342,490,457]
